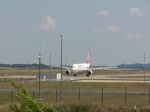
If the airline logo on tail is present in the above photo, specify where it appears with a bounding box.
[86,51,90,64]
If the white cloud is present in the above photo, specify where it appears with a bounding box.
[129,8,143,16]
[127,33,143,41]
[39,16,56,31]
[106,25,120,33]
[96,10,109,16]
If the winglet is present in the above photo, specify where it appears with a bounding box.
[86,51,90,64]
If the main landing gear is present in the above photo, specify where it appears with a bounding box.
[86,74,89,77]
[74,74,77,76]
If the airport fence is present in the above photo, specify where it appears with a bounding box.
[0,87,150,107]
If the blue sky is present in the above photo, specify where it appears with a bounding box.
[0,0,150,66]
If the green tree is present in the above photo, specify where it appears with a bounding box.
[10,82,57,112]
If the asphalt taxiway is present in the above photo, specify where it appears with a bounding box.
[66,73,150,83]
[0,73,150,83]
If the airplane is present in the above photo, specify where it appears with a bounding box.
[61,51,116,77]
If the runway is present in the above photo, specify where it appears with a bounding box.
[66,73,150,83]
[0,73,150,83]
[0,75,36,79]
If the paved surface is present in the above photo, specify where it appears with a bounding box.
[0,75,36,79]
[64,73,150,83]
[0,73,150,83]
[0,74,149,94]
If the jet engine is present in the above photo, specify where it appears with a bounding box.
[87,70,93,75]
[66,70,71,75]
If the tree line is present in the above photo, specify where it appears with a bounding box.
[0,63,150,69]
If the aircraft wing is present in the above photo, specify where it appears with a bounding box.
[53,65,72,70]
[90,66,117,70]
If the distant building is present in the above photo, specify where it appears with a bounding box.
[37,73,61,81]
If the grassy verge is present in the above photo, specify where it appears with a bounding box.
[0,68,150,111]
[0,81,150,106]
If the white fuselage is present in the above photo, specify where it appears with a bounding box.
[72,63,90,74]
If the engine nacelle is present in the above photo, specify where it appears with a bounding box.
[87,70,93,75]
[66,70,71,75]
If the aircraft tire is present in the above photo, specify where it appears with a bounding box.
[74,74,77,76]
[86,74,89,77]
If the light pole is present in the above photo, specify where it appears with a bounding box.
[38,54,41,100]
[144,53,146,94]
[49,52,51,92]
[60,34,63,102]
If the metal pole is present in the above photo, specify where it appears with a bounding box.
[38,54,41,100]
[102,88,103,104]
[79,88,80,104]
[125,87,127,105]
[56,90,58,103]
[149,86,150,104]
[49,52,51,92]
[144,53,146,94]
[60,34,63,102]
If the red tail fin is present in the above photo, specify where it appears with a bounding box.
[86,51,90,64]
